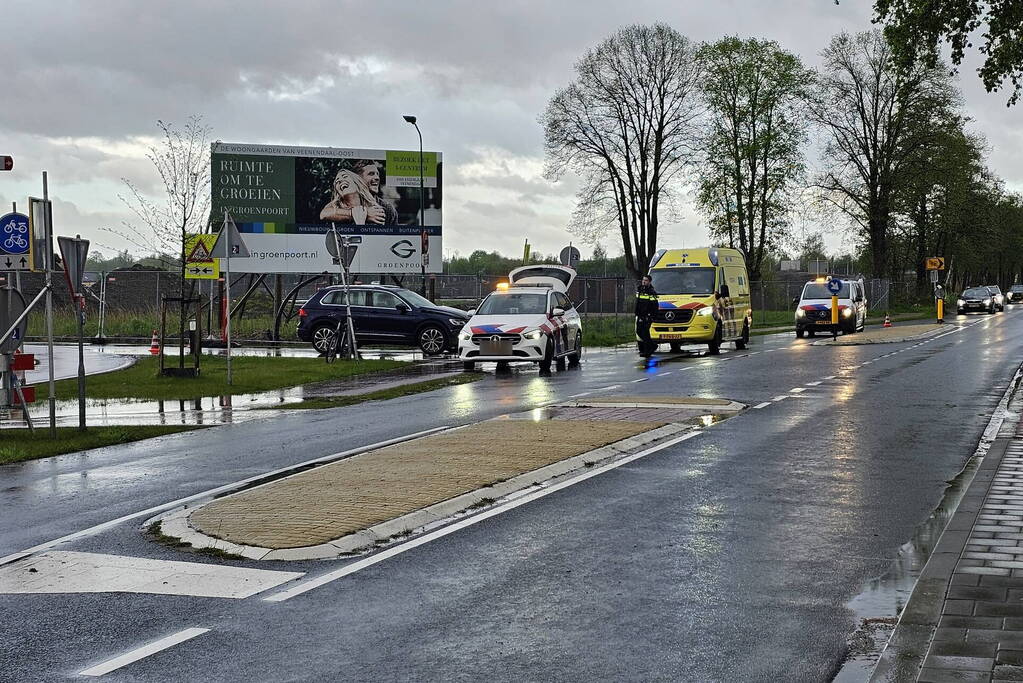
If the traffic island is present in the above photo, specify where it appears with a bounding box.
[155,399,743,560]
[813,323,948,346]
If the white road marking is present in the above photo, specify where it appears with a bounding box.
[0,426,453,566]
[629,378,647,383]
[80,627,210,677]
[806,381,822,386]
[772,395,789,402]
[568,392,592,398]
[823,375,836,380]
[265,430,706,603]
[599,384,622,391]
[753,402,772,409]
[657,372,672,377]
[789,387,805,393]
[0,551,302,598]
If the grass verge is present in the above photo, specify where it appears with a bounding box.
[146,521,245,560]
[0,426,204,465]
[45,355,405,401]
[266,372,481,410]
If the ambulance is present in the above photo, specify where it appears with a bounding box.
[643,247,753,355]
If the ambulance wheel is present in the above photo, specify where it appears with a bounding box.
[708,325,722,355]
[796,328,805,339]
[669,342,683,353]
[555,356,566,371]
[735,322,749,350]
[807,329,816,338]
[539,338,554,373]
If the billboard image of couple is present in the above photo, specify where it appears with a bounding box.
[210,142,442,274]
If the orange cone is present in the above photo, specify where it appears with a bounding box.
[148,330,161,355]
[883,313,892,328]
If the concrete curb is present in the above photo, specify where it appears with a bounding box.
[869,364,1023,681]
[149,422,698,562]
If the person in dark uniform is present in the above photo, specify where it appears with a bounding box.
[635,274,659,357]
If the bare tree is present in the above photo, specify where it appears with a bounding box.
[807,31,957,278]
[695,37,810,281]
[541,24,703,277]
[115,115,212,359]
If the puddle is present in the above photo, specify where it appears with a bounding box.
[831,454,981,681]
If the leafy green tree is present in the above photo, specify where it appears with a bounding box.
[695,37,810,281]
[873,0,1023,105]
[807,30,959,279]
[541,24,704,277]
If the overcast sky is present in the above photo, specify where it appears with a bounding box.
[1,0,1018,262]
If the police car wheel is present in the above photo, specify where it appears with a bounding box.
[568,332,582,366]
[539,338,554,373]
[462,361,476,372]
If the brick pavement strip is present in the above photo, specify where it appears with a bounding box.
[872,391,1023,682]
[190,419,663,549]
[814,323,946,346]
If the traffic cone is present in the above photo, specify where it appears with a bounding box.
[148,330,161,355]
[883,313,892,328]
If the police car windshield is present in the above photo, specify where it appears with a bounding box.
[476,292,547,315]
[964,288,990,298]
[650,268,715,295]
[803,283,850,299]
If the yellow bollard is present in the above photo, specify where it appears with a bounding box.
[831,295,839,325]
[937,297,944,323]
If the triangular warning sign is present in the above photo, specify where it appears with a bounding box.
[187,240,212,262]
[211,213,251,259]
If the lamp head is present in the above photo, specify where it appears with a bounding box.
[402,115,417,124]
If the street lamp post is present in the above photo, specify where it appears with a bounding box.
[403,115,427,296]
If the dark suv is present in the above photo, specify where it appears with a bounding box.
[297,285,469,355]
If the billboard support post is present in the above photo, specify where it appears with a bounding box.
[41,173,56,437]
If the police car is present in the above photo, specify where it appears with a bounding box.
[794,277,867,338]
[458,265,583,372]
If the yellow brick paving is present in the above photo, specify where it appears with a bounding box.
[815,323,946,345]
[191,419,663,549]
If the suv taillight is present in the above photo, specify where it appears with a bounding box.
[298,307,307,318]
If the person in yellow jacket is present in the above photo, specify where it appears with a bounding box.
[635,274,659,357]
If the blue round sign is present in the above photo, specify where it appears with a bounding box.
[826,277,843,295]
[0,212,30,255]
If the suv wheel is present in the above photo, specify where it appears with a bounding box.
[312,323,337,355]
[417,325,447,355]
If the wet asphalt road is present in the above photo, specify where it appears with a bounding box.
[1,311,1020,681]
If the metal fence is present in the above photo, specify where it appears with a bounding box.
[3,269,922,327]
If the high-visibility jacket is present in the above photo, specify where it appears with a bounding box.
[635,285,659,317]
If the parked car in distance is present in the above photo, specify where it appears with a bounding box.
[957,287,997,315]
[985,285,1006,311]
[297,285,470,355]
[1008,284,1023,304]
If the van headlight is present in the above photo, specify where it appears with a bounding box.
[458,328,472,341]
[697,307,715,317]
[841,308,852,318]
[523,329,544,340]
[795,309,805,318]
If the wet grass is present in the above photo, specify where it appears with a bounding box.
[45,355,405,401]
[269,373,481,410]
[0,426,204,465]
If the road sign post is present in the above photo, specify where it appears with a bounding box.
[326,225,361,360]
[57,235,90,431]
[211,213,250,385]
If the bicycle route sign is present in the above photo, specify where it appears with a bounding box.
[0,212,32,271]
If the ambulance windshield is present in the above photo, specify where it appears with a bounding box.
[650,268,715,295]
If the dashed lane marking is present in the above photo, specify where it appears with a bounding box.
[80,627,210,677]
[630,378,647,383]
[806,381,822,386]
[789,387,806,393]
[772,395,789,402]
[264,430,706,603]
[657,372,672,377]
[753,402,772,409]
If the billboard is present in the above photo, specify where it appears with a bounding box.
[210,142,442,273]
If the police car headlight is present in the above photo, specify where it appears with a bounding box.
[841,308,853,318]
[795,309,806,318]
[458,329,472,341]
[957,299,965,307]
[984,298,992,305]
[697,307,714,317]
[523,329,544,340]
